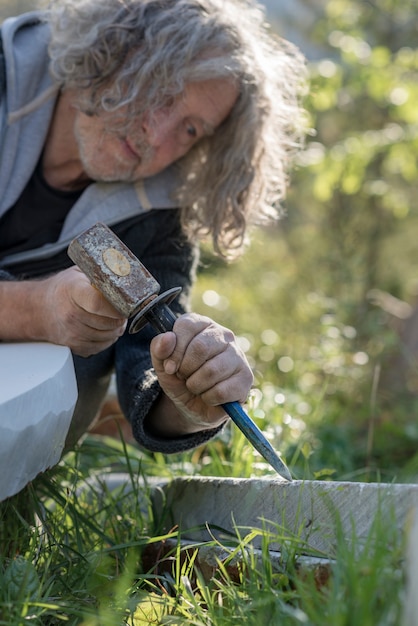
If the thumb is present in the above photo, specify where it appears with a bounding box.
[150,331,177,373]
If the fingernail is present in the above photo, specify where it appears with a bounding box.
[164,359,177,375]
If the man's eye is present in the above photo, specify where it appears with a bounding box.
[186,124,197,138]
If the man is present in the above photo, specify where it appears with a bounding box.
[0,0,307,452]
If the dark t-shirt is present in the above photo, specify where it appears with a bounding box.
[0,157,83,260]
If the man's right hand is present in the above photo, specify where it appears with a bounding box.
[0,266,127,357]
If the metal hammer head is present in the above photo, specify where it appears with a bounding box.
[68,222,161,319]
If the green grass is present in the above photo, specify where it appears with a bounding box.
[0,427,408,625]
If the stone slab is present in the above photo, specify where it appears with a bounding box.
[153,476,418,556]
[0,342,78,500]
[404,506,418,626]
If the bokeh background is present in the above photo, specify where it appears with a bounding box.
[2,0,418,481]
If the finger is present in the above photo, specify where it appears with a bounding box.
[184,350,248,401]
[150,332,177,373]
[70,268,127,320]
[80,320,127,339]
[174,320,235,380]
[72,337,121,357]
[79,287,127,320]
[196,374,250,406]
[170,313,215,363]
[77,311,128,332]
[65,324,126,353]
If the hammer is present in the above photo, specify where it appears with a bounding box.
[68,222,292,481]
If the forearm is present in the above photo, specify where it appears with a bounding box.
[0,279,48,341]
[144,392,228,438]
[0,268,127,354]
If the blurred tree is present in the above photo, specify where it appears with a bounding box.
[285,0,418,382]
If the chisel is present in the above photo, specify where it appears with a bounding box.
[68,222,292,481]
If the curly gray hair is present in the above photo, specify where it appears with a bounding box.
[47,0,308,258]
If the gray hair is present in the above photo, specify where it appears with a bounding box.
[47,0,308,258]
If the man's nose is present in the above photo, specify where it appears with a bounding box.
[142,113,174,148]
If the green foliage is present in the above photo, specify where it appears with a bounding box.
[288,0,418,477]
[288,10,418,301]
[291,0,418,302]
[192,0,418,481]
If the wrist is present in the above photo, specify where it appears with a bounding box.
[145,393,227,438]
[0,280,48,342]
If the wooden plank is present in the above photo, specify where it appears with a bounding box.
[142,536,333,586]
[0,342,77,500]
[153,477,418,556]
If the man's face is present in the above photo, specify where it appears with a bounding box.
[73,78,238,182]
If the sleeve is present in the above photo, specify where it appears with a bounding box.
[0,269,15,281]
[113,210,225,454]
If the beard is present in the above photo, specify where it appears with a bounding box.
[74,115,155,183]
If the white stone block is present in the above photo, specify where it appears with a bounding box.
[154,477,418,555]
[0,342,78,500]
